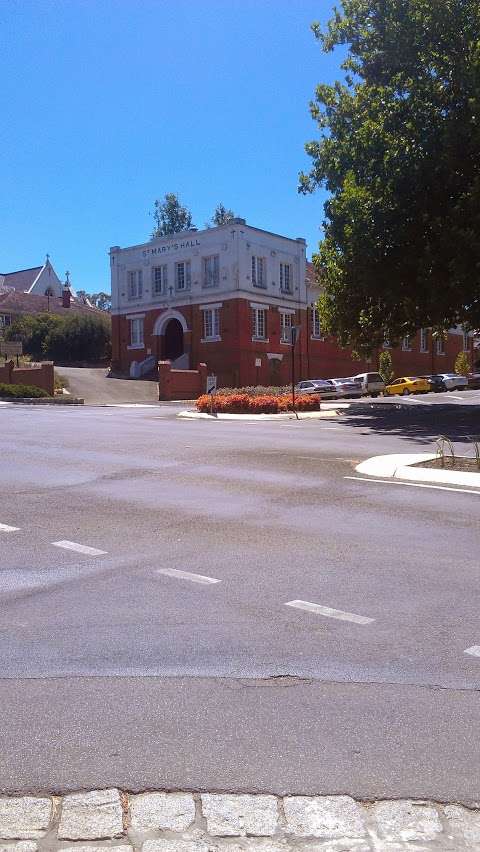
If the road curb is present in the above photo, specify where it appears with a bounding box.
[356,453,480,488]
[0,397,85,405]
[177,409,340,421]
[0,789,478,850]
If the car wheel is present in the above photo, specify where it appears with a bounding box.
[402,388,410,396]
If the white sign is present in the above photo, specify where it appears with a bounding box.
[1,341,22,356]
[255,358,262,368]
[206,374,217,394]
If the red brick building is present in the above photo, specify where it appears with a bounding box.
[110,220,477,387]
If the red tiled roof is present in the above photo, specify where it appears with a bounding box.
[0,266,43,292]
[0,290,104,317]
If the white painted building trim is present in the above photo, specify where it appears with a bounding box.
[152,309,190,335]
[250,301,270,310]
[126,313,146,320]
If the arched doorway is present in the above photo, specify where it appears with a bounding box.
[163,318,184,361]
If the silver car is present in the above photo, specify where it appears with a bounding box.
[435,372,468,391]
[328,378,364,399]
[295,379,337,398]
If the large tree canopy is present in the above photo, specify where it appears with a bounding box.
[152,193,194,237]
[300,0,480,353]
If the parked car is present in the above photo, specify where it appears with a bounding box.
[295,379,337,398]
[434,372,468,391]
[328,378,363,399]
[421,374,447,392]
[353,372,385,397]
[467,373,480,389]
[385,376,430,396]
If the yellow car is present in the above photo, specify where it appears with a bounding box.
[385,376,430,396]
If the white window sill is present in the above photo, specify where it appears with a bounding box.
[252,337,269,343]
[420,349,428,354]
[127,344,145,350]
[311,335,325,341]
[252,284,267,289]
[200,337,222,344]
[202,283,219,289]
[280,339,292,345]
[280,289,293,296]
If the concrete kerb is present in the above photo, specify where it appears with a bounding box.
[0,397,85,405]
[356,453,480,489]
[177,409,340,422]
[1,789,480,850]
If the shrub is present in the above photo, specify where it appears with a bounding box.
[213,385,291,397]
[454,351,470,377]
[378,350,394,384]
[0,382,49,398]
[197,392,320,414]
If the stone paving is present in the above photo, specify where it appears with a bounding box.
[0,791,479,851]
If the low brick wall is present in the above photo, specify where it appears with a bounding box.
[0,360,54,396]
[158,360,207,400]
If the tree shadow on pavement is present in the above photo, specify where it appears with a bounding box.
[337,402,480,447]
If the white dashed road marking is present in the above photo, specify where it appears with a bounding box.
[158,568,221,585]
[465,646,480,658]
[344,475,480,496]
[285,599,374,625]
[0,523,20,532]
[52,540,107,556]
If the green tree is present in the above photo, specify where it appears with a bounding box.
[89,292,111,311]
[378,350,394,384]
[151,193,194,237]
[207,203,236,228]
[5,313,62,360]
[5,313,111,362]
[43,315,111,362]
[300,0,480,355]
[454,350,470,376]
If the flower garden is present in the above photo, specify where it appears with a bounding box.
[196,386,321,414]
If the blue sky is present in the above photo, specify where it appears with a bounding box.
[1,0,342,293]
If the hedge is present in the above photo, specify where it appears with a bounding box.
[0,383,50,398]
[197,393,321,413]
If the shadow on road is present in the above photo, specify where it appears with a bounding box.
[338,402,480,446]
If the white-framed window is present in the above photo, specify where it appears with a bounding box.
[311,305,322,339]
[280,311,293,343]
[203,255,220,288]
[130,317,144,347]
[202,307,220,341]
[176,260,191,291]
[127,270,143,300]
[0,314,12,328]
[252,307,267,340]
[402,335,411,351]
[436,335,445,355]
[420,328,428,352]
[251,256,266,288]
[280,262,292,293]
[152,265,167,296]
[463,328,470,352]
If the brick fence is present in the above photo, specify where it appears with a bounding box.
[0,360,54,396]
[158,360,207,401]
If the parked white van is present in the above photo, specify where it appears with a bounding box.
[353,372,385,396]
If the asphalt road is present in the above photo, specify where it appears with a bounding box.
[1,400,480,801]
[56,366,159,404]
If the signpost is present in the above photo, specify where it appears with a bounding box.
[206,374,217,416]
[1,341,22,366]
[290,325,301,417]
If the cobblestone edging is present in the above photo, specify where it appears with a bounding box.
[0,791,480,851]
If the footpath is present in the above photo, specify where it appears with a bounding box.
[1,789,480,850]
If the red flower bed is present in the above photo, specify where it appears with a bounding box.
[196,393,321,414]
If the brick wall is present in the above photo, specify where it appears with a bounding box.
[158,361,208,400]
[112,301,473,388]
[0,360,55,395]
